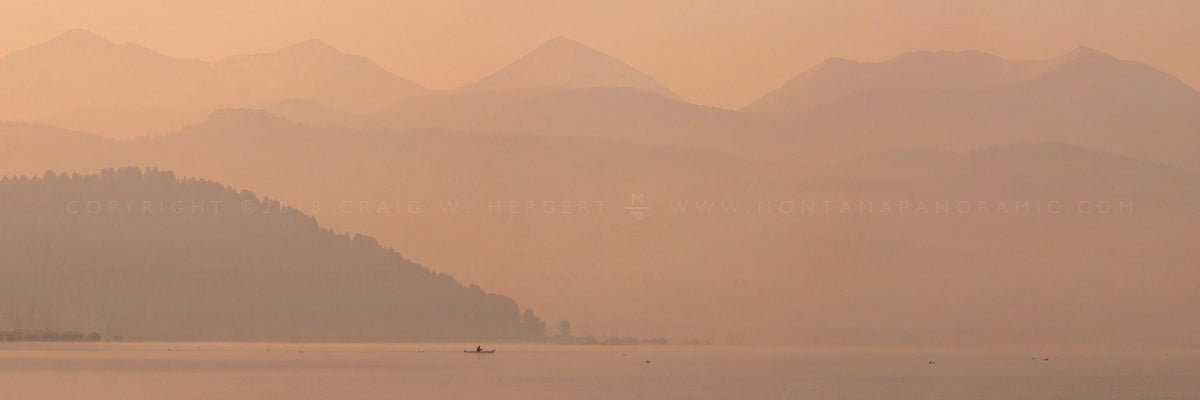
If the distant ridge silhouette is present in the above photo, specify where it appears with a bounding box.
[743,48,1200,112]
[0,30,427,138]
[201,38,428,112]
[738,47,1200,168]
[459,36,681,99]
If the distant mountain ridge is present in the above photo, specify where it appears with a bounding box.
[458,37,680,99]
[736,47,1200,169]
[0,29,208,119]
[198,38,427,112]
[3,32,1200,170]
[0,29,428,138]
[743,47,1200,112]
[0,31,694,138]
[260,45,1200,170]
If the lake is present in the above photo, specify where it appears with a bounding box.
[0,343,1196,399]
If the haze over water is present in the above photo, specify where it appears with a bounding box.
[3,343,1197,400]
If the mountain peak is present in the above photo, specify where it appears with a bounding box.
[810,57,860,69]
[279,39,343,55]
[1068,46,1107,56]
[887,49,1003,64]
[1058,46,1116,63]
[32,29,116,54]
[4,28,191,66]
[49,29,113,46]
[459,36,680,99]
[205,108,290,123]
[206,39,427,112]
[792,57,864,80]
[743,49,1012,112]
[1031,46,1123,74]
[193,108,297,134]
[537,36,588,50]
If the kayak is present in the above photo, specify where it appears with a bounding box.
[464,349,496,354]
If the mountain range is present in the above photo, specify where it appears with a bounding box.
[0,30,427,138]
[2,29,1199,344]
[3,111,1198,344]
[3,31,1198,171]
[0,31,684,139]
[748,47,1200,168]
[261,44,1200,171]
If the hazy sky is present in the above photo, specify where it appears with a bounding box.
[2,0,1197,108]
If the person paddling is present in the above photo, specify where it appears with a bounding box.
[476,345,483,353]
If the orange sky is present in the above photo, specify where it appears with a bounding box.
[2,0,1197,108]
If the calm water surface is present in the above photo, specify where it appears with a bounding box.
[0,343,1196,399]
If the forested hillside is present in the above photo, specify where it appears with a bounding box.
[0,167,546,342]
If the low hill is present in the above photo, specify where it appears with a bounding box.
[0,167,546,342]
